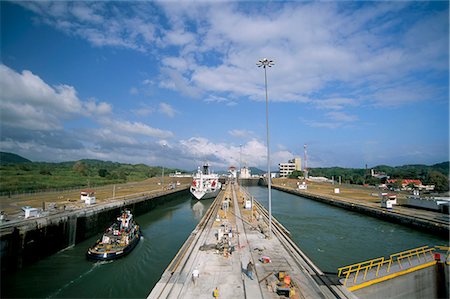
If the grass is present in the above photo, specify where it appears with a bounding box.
[0,161,184,194]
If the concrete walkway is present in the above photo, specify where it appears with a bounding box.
[148,183,356,299]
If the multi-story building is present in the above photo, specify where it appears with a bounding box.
[279,158,302,178]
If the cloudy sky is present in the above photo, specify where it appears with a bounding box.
[1,1,448,171]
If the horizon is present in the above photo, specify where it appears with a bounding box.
[2,151,448,173]
[1,1,449,170]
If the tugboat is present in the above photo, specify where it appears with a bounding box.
[87,209,141,260]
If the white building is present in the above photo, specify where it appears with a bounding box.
[279,158,302,178]
[239,166,252,179]
[80,190,96,205]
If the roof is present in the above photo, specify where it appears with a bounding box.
[386,179,422,185]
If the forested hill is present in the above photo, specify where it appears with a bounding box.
[0,152,185,193]
[0,152,32,164]
[308,162,449,192]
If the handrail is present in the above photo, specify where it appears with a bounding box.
[435,245,450,252]
[389,246,434,269]
[337,245,437,286]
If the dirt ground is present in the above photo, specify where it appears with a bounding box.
[0,176,406,220]
[272,178,406,205]
[0,176,192,217]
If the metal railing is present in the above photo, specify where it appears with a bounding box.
[337,245,436,286]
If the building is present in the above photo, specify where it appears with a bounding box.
[279,158,302,178]
[386,179,435,191]
[239,166,251,179]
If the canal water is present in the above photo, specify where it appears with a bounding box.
[3,187,448,298]
[246,186,448,273]
[3,194,214,299]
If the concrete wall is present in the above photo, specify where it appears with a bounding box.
[239,178,260,187]
[0,188,189,272]
[353,264,449,299]
[272,185,449,237]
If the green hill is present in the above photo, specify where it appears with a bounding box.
[0,152,32,164]
[309,162,449,192]
[0,154,186,194]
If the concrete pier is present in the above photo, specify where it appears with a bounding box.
[148,183,356,299]
[272,184,449,237]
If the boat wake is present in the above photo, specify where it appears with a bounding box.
[95,260,114,266]
[46,262,107,299]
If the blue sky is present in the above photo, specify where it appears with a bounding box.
[0,1,448,171]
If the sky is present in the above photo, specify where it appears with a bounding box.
[0,1,449,171]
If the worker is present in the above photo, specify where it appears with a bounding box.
[246,261,254,280]
[213,287,219,298]
[192,269,199,286]
[284,274,291,286]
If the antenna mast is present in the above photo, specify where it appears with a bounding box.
[304,144,308,178]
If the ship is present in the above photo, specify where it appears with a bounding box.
[190,163,222,200]
[86,209,142,261]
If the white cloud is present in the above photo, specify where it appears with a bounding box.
[0,64,80,130]
[162,29,195,46]
[91,128,138,146]
[100,119,174,139]
[18,2,447,109]
[204,95,237,106]
[301,110,358,129]
[326,111,358,123]
[84,99,112,115]
[161,56,190,72]
[159,67,202,97]
[0,64,111,130]
[228,129,254,138]
[314,98,358,110]
[133,105,154,117]
[18,1,157,51]
[178,137,287,169]
[71,3,103,23]
[129,87,139,95]
[158,102,177,118]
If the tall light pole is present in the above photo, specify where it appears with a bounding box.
[161,143,167,190]
[257,57,274,239]
[239,144,242,188]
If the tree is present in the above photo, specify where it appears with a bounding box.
[98,168,110,177]
[387,180,402,191]
[406,182,416,190]
[73,161,88,176]
[288,170,304,179]
[365,176,381,186]
[427,171,449,192]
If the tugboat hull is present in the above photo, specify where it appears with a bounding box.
[86,230,142,261]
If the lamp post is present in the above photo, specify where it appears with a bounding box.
[257,57,274,239]
[161,143,167,190]
[239,144,242,188]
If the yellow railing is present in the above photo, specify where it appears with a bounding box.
[389,246,435,270]
[338,245,436,286]
[435,246,450,265]
[435,245,449,252]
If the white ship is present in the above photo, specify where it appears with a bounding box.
[190,163,222,200]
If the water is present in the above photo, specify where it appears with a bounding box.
[246,186,448,273]
[3,187,448,298]
[3,194,213,298]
